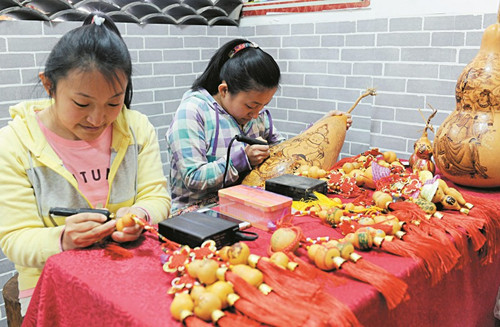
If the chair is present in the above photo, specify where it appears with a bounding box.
[2,273,23,327]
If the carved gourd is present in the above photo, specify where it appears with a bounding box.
[433,6,500,187]
[242,89,376,187]
[409,107,437,174]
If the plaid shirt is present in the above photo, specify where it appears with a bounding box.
[166,88,284,211]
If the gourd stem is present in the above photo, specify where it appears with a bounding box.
[347,88,376,114]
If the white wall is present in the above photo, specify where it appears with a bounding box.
[240,0,498,25]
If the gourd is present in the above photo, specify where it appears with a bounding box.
[409,107,437,174]
[115,213,136,231]
[242,89,376,187]
[270,227,300,252]
[433,4,500,187]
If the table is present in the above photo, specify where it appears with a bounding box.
[22,182,500,327]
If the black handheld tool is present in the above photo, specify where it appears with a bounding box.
[235,134,268,146]
[49,207,113,221]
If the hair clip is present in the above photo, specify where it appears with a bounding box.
[92,15,105,26]
[228,42,259,58]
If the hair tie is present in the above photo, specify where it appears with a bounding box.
[228,42,259,58]
[92,15,105,26]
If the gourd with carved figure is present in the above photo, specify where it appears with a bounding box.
[409,107,437,174]
[242,89,376,187]
[433,2,500,187]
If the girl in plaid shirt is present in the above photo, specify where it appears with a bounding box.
[167,39,283,212]
[167,39,350,213]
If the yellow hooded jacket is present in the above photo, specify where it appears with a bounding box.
[0,99,171,292]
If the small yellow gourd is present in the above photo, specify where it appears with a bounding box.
[170,292,194,321]
[270,228,299,252]
[231,264,264,287]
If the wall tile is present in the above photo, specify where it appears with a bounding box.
[465,31,483,46]
[424,15,482,31]
[0,70,21,85]
[431,32,465,47]
[346,34,375,47]
[353,62,383,76]
[407,79,456,95]
[256,24,290,35]
[306,74,344,87]
[438,64,465,81]
[389,17,423,32]
[341,48,399,61]
[458,48,478,63]
[357,18,388,32]
[291,23,314,35]
[300,47,339,60]
[385,63,439,78]
[316,21,356,34]
[377,32,430,46]
[401,47,456,62]
[282,35,320,47]
[321,35,345,47]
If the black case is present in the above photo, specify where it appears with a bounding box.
[158,211,254,249]
[265,174,328,201]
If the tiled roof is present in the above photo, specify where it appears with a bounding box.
[0,0,243,26]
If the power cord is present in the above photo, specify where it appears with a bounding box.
[222,134,268,189]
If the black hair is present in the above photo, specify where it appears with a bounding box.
[192,38,280,96]
[43,12,133,108]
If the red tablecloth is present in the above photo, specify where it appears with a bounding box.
[22,183,500,327]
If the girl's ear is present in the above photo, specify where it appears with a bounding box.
[217,81,228,98]
[39,72,52,97]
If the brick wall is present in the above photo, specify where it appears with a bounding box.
[0,11,495,324]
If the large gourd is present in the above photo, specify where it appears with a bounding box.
[433,6,500,188]
[242,89,376,187]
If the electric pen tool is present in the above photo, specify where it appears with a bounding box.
[235,134,268,145]
[49,207,114,221]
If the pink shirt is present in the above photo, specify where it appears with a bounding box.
[37,117,112,208]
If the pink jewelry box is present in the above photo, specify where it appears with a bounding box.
[218,185,292,231]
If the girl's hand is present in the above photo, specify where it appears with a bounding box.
[323,110,353,130]
[245,144,270,167]
[62,213,116,251]
[111,207,145,243]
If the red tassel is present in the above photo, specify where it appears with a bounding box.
[384,204,462,285]
[340,260,409,310]
[257,258,321,298]
[217,312,262,327]
[464,194,500,264]
[256,258,360,327]
[233,297,293,327]
[184,315,213,327]
[264,291,329,327]
[314,288,363,327]
[388,201,427,222]
[397,229,455,285]
[403,223,460,274]
[225,271,310,326]
[379,238,431,279]
[283,254,362,327]
[440,211,486,252]
[226,269,351,327]
[427,215,471,268]
[287,252,347,287]
[103,242,133,260]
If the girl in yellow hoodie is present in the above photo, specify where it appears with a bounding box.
[0,13,171,315]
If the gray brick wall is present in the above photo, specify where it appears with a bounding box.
[0,10,496,324]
